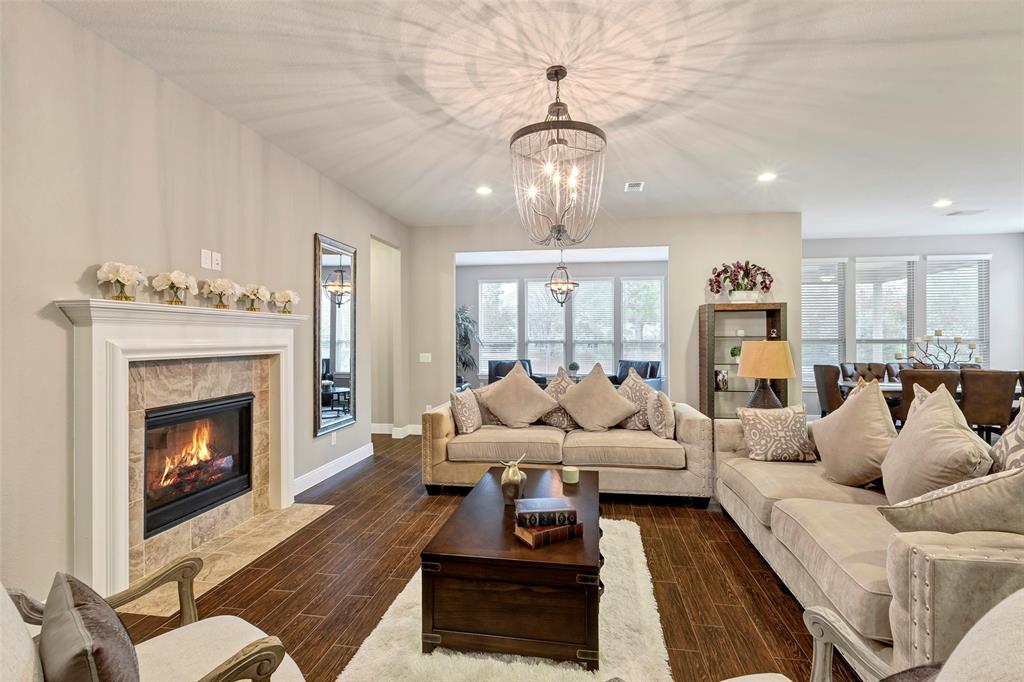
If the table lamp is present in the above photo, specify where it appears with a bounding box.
[736,340,795,409]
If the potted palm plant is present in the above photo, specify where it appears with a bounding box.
[455,305,481,385]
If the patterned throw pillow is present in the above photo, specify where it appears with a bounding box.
[647,392,676,439]
[736,406,817,462]
[990,409,1024,473]
[541,367,579,431]
[878,466,1024,534]
[472,384,501,425]
[618,368,656,430]
[449,389,482,434]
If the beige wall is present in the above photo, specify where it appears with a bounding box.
[409,213,803,419]
[370,238,401,426]
[0,3,411,593]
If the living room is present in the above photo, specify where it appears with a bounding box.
[2,2,1023,682]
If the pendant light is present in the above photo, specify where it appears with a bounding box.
[545,250,579,307]
[323,269,352,307]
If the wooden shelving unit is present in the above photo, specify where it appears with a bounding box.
[698,302,788,419]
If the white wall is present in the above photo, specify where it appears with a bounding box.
[0,3,411,593]
[370,238,401,427]
[802,233,1024,413]
[409,213,803,418]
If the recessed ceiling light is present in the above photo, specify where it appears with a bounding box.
[932,198,953,208]
[757,172,777,182]
[476,186,492,196]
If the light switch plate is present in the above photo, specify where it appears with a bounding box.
[211,251,222,271]
[201,249,212,269]
[419,353,432,363]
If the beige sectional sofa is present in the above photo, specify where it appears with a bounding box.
[421,402,713,498]
[714,420,1024,681]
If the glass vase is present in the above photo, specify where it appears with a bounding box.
[213,293,229,309]
[165,287,186,305]
[110,281,135,302]
[245,298,261,312]
[279,301,292,314]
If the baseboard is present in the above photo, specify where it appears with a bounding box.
[391,424,422,438]
[293,442,374,494]
[371,423,394,434]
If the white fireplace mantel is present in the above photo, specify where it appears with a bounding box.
[56,299,308,595]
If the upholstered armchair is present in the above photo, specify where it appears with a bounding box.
[3,557,303,682]
[607,360,663,390]
[487,360,547,388]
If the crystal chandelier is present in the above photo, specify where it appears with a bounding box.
[545,252,579,307]
[510,65,607,248]
[322,269,352,307]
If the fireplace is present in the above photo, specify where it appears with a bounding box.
[144,393,253,538]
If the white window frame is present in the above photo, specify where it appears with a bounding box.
[619,276,667,367]
[924,254,991,367]
[854,256,916,364]
[800,258,847,388]
[476,279,519,376]
[524,278,567,374]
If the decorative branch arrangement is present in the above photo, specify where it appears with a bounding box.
[895,329,982,368]
[707,261,774,297]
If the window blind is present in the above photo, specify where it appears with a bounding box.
[926,256,990,366]
[855,258,915,363]
[526,280,566,374]
[477,281,518,371]
[572,278,615,373]
[620,278,664,362]
[801,260,845,386]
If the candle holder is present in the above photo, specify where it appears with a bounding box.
[903,330,978,369]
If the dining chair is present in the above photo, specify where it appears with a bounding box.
[839,362,887,383]
[813,365,845,417]
[959,369,1020,443]
[891,368,961,425]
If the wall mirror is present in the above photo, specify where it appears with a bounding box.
[315,234,356,436]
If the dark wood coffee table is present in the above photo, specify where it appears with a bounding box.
[421,467,602,669]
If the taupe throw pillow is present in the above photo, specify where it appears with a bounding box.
[618,368,656,430]
[541,367,579,431]
[736,406,817,462]
[811,380,896,486]
[40,573,139,682]
[478,362,557,428]
[472,384,501,425]
[878,466,1024,534]
[647,392,676,439]
[449,389,482,434]
[990,408,1024,473]
[881,384,993,504]
[558,363,638,432]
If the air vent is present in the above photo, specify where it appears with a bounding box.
[945,209,988,216]
[624,181,645,193]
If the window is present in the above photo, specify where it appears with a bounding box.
[572,278,615,373]
[477,281,518,371]
[801,260,846,385]
[620,278,664,363]
[525,280,565,374]
[926,256,990,366]
[855,258,915,363]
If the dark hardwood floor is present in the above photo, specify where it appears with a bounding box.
[122,434,857,681]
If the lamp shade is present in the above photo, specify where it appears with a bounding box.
[737,340,795,379]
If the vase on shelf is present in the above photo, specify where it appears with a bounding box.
[111,281,135,302]
[213,293,230,310]
[279,301,292,314]
[245,300,261,312]
[165,287,186,305]
[728,289,760,303]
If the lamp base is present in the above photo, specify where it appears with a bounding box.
[746,379,783,409]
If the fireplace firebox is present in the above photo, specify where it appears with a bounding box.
[144,393,253,538]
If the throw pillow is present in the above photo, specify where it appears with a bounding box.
[811,380,896,486]
[472,385,501,425]
[558,363,638,432]
[881,384,993,504]
[905,382,931,423]
[736,406,817,462]
[878,466,1024,534]
[477,362,557,428]
[647,392,676,439]
[40,573,140,682]
[990,408,1024,472]
[541,367,579,431]
[449,389,482,434]
[618,368,656,430]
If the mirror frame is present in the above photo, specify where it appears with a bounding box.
[314,233,357,436]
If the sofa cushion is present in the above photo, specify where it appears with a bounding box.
[717,457,888,527]
[563,429,686,469]
[617,368,655,430]
[447,425,564,464]
[771,499,896,642]
[541,367,579,431]
[135,615,303,682]
[558,363,638,432]
[479,362,557,428]
[990,407,1024,472]
[811,380,896,486]
[449,389,482,434]
[1,582,44,682]
[647,392,676,439]
[736,406,817,462]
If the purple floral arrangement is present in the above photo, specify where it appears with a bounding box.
[707,260,774,294]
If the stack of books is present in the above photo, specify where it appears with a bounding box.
[513,497,583,548]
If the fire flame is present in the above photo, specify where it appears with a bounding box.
[159,420,214,487]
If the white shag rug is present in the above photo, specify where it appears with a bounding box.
[337,518,671,682]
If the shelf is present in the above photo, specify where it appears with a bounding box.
[714,362,740,366]
[714,335,766,340]
[715,390,754,394]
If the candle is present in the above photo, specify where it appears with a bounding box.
[736,329,746,337]
[968,342,977,349]
[974,355,984,363]
[894,352,904,360]
[953,336,963,344]
[925,335,933,342]
[562,466,580,484]
[934,329,943,336]
[913,337,922,344]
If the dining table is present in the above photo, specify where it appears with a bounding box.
[838,379,1022,399]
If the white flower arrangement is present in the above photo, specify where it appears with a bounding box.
[201,278,242,309]
[97,262,147,301]
[241,284,271,311]
[272,289,300,313]
[151,270,199,305]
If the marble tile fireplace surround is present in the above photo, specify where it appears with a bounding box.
[56,299,306,596]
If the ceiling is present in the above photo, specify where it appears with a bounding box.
[52,1,1024,238]
[455,246,669,266]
